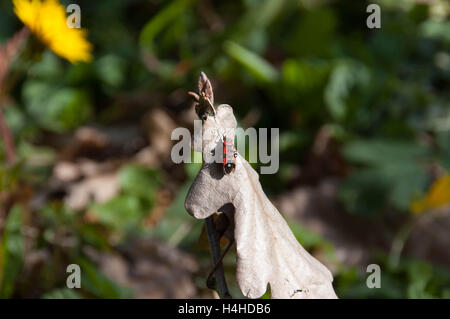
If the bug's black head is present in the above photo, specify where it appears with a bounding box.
[224,163,236,174]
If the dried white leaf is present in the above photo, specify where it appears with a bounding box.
[185,102,337,299]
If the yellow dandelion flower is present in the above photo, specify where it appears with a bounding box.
[13,0,92,63]
[410,174,450,214]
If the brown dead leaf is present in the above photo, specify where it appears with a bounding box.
[98,238,202,298]
[143,108,177,157]
[53,161,81,182]
[65,173,119,210]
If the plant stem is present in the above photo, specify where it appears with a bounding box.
[0,106,16,165]
[205,215,232,299]
[0,27,30,166]
[388,216,417,269]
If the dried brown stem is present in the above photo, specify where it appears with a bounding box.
[193,72,231,299]
[205,216,232,299]
[0,106,16,165]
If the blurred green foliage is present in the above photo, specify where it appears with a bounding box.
[0,0,450,298]
[340,139,429,215]
[90,164,160,233]
[0,206,23,298]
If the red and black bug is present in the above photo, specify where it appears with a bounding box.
[223,136,237,174]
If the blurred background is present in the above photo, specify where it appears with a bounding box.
[0,0,450,299]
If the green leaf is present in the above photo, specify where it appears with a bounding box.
[139,0,194,47]
[406,261,433,299]
[339,168,390,216]
[223,41,279,83]
[0,205,24,298]
[325,60,370,120]
[118,164,160,199]
[90,165,159,234]
[90,195,146,232]
[42,288,83,299]
[96,54,127,88]
[282,59,329,94]
[442,289,450,299]
[28,52,64,80]
[285,8,337,57]
[185,161,202,179]
[340,163,427,213]
[4,104,26,135]
[342,139,429,166]
[0,163,20,193]
[23,81,92,133]
[75,258,133,298]
[288,219,328,250]
[421,19,450,43]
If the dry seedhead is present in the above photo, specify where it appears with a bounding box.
[188,71,216,121]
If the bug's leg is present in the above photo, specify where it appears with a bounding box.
[188,91,200,101]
